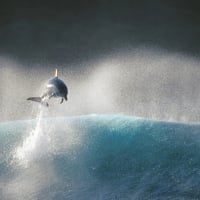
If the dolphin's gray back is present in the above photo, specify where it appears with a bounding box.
[45,77,68,98]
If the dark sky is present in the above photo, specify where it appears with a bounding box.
[0,0,200,65]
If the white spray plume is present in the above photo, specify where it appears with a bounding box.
[1,47,200,122]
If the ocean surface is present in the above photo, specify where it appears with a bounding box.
[0,114,200,200]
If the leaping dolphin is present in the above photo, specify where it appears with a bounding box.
[27,69,68,107]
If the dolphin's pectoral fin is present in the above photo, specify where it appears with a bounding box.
[60,98,64,104]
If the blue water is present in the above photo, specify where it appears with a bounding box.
[0,114,200,200]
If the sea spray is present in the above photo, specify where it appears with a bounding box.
[13,107,82,168]
[14,107,51,167]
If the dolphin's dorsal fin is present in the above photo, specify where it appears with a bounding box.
[54,68,58,77]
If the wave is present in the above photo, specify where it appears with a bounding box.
[0,114,200,200]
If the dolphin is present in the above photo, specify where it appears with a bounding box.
[27,69,68,107]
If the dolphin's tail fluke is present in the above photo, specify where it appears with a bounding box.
[27,97,49,107]
[27,97,42,102]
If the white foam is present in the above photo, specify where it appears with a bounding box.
[14,109,51,167]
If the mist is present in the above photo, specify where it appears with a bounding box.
[1,47,200,122]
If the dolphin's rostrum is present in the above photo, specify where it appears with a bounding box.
[27,69,68,107]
